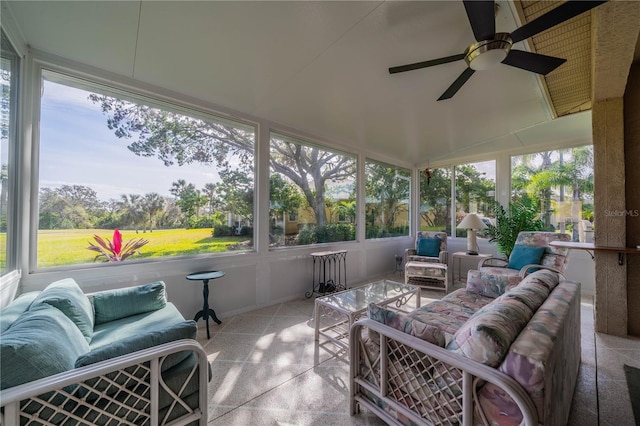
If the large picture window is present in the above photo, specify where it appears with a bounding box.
[269,133,356,247]
[511,146,593,241]
[1,32,19,276]
[37,71,255,268]
[365,160,410,239]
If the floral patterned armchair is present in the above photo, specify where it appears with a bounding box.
[467,231,571,295]
[405,231,448,265]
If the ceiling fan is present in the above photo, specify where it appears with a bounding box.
[389,0,608,101]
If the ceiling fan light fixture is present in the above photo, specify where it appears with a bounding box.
[465,33,512,71]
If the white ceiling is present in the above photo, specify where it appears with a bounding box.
[5,0,592,166]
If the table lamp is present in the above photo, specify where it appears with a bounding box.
[457,213,487,255]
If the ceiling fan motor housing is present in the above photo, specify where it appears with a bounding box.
[464,32,512,71]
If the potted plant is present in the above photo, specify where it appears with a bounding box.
[484,197,543,258]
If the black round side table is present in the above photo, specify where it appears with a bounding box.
[186,270,225,339]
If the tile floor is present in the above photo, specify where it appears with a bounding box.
[194,275,640,425]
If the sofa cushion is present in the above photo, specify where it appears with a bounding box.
[31,278,94,343]
[441,289,494,312]
[507,245,545,271]
[407,302,473,336]
[76,320,197,372]
[367,303,446,346]
[91,281,167,325]
[417,237,441,257]
[0,304,90,390]
[89,302,185,350]
[0,291,39,334]
[450,298,533,367]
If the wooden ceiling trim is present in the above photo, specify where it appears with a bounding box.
[514,0,594,118]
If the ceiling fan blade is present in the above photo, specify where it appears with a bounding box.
[510,0,607,43]
[438,67,475,101]
[502,49,566,75]
[463,0,496,41]
[389,53,465,74]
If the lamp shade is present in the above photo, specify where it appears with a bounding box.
[457,213,488,230]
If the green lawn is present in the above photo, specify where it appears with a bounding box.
[0,233,5,271]
[37,228,249,268]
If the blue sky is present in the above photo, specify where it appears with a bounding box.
[40,79,224,201]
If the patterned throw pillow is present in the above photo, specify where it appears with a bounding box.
[449,298,533,367]
[466,269,522,299]
[367,303,446,347]
[524,269,561,291]
[499,282,549,311]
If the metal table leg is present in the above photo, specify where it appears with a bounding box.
[193,278,221,339]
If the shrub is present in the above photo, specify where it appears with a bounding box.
[239,226,253,236]
[297,223,355,245]
[365,225,408,239]
[190,215,216,229]
[212,224,233,237]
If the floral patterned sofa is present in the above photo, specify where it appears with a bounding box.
[349,268,580,426]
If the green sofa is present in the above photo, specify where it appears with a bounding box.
[0,278,209,425]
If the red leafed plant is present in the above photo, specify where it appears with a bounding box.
[88,229,149,262]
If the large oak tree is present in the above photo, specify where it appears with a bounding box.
[90,95,355,225]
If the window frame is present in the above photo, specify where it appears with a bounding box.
[0,30,20,277]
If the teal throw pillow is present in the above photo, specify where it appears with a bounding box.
[417,237,441,257]
[1,304,90,390]
[91,281,167,325]
[0,291,39,334]
[31,278,94,343]
[507,245,546,272]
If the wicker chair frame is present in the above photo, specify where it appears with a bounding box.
[0,339,208,426]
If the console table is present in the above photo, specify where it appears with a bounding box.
[307,250,347,298]
[550,241,640,265]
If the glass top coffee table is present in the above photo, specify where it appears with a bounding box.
[314,279,421,350]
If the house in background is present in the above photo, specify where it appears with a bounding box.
[0,1,639,338]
